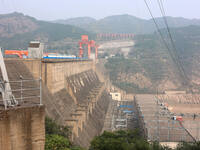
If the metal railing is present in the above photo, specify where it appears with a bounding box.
[0,78,42,109]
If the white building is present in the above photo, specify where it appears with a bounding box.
[110,92,121,101]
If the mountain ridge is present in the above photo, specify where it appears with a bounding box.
[53,14,200,34]
[53,17,96,27]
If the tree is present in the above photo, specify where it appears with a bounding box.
[45,134,71,150]
[45,117,71,138]
[89,130,151,150]
[45,117,85,150]
[176,142,200,150]
[89,130,177,150]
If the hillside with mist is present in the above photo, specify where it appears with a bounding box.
[53,14,200,34]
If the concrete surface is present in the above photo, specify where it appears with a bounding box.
[0,105,45,150]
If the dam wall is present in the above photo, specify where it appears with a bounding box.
[74,91,110,147]
[0,106,45,150]
[23,59,94,93]
[22,59,110,148]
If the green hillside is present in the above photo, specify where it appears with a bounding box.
[105,25,200,93]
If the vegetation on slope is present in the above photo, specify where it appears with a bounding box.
[105,25,200,93]
[104,34,172,93]
[45,117,200,150]
[45,117,85,150]
[105,56,156,93]
[89,130,200,150]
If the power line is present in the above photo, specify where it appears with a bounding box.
[143,1,197,142]
[143,0,188,86]
[159,0,189,84]
[157,0,190,86]
[157,1,186,85]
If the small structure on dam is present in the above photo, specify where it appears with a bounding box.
[28,41,44,59]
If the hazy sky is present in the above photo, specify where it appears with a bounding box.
[0,0,199,21]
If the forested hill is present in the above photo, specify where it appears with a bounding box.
[105,25,200,94]
[53,14,200,34]
[0,12,93,50]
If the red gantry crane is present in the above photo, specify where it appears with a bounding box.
[79,35,98,59]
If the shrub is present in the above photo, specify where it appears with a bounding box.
[45,134,71,150]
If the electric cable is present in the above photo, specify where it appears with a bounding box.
[144,0,188,87]
[144,0,197,142]
[157,0,190,86]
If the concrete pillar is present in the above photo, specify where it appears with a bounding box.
[0,106,45,150]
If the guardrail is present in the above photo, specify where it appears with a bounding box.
[0,78,42,109]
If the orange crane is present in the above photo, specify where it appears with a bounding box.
[4,50,28,58]
[79,35,98,59]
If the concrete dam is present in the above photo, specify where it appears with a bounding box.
[1,59,199,150]
[0,58,111,149]
[1,40,198,150]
